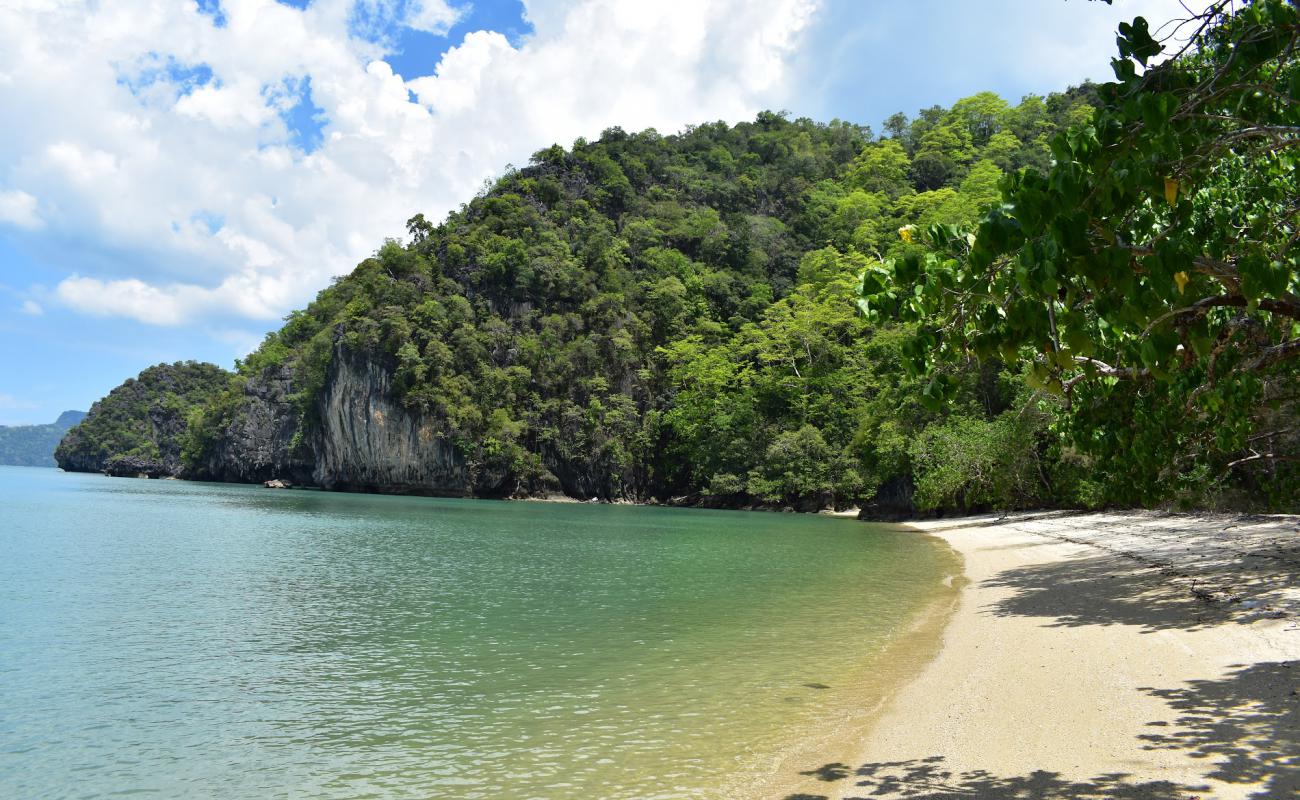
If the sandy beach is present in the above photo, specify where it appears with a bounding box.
[775,511,1299,800]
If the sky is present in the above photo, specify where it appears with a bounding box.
[0,0,1209,424]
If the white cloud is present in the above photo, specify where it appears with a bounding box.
[20,299,42,315]
[406,0,464,35]
[0,189,41,229]
[56,270,289,326]
[0,0,820,328]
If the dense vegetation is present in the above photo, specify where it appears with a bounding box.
[56,362,231,477]
[172,87,1100,513]
[864,0,1298,509]
[0,411,86,467]
[68,0,1296,514]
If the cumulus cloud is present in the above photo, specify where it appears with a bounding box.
[56,270,293,326]
[0,189,41,229]
[0,0,820,327]
[405,0,465,35]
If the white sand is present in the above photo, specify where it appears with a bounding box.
[774,511,1299,800]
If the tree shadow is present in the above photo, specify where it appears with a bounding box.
[782,661,1297,799]
[980,516,1297,632]
[983,551,1244,632]
[783,756,1203,799]
[1137,661,1298,798]
[800,762,853,782]
[850,759,1200,799]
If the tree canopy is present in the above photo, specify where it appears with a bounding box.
[860,0,1299,505]
[156,92,1102,513]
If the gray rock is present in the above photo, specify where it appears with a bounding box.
[311,345,483,495]
[190,364,314,485]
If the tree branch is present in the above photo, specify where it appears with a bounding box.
[1244,338,1300,373]
[1226,452,1300,469]
[1064,357,1152,389]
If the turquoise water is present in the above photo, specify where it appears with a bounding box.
[0,466,951,799]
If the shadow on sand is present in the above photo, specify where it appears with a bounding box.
[981,517,1298,633]
[783,659,1296,798]
[1136,661,1298,798]
[782,516,1298,799]
[983,550,1245,632]
[785,754,1205,799]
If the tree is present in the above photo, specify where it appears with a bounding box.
[860,0,1300,505]
[948,91,1010,147]
[846,139,912,197]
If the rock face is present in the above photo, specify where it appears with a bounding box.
[189,364,314,485]
[311,346,479,495]
[103,455,168,479]
[187,345,510,497]
[67,345,636,499]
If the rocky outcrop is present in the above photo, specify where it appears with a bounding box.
[190,364,314,485]
[221,342,662,500]
[104,455,168,478]
[55,362,230,476]
[311,345,486,495]
[858,476,917,521]
[66,345,654,501]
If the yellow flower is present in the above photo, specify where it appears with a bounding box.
[898,226,914,243]
[1174,271,1189,294]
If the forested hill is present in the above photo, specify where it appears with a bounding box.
[0,411,87,468]
[65,88,1114,513]
[55,363,231,477]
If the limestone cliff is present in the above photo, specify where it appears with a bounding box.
[187,364,315,485]
[183,344,519,497]
[310,346,479,494]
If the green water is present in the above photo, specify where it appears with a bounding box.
[0,466,952,799]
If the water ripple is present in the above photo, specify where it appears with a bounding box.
[0,466,949,799]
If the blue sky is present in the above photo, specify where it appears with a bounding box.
[0,0,1203,424]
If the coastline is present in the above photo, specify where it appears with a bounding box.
[731,526,965,799]
[772,511,1299,800]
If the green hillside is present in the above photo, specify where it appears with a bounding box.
[0,411,86,468]
[175,89,1101,513]
[66,1,1298,514]
[56,363,231,477]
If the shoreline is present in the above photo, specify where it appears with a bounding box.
[771,511,1299,800]
[731,527,966,799]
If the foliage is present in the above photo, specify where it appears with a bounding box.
[170,96,1093,512]
[861,1,1300,510]
[55,362,231,472]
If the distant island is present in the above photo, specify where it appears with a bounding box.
[0,411,87,467]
